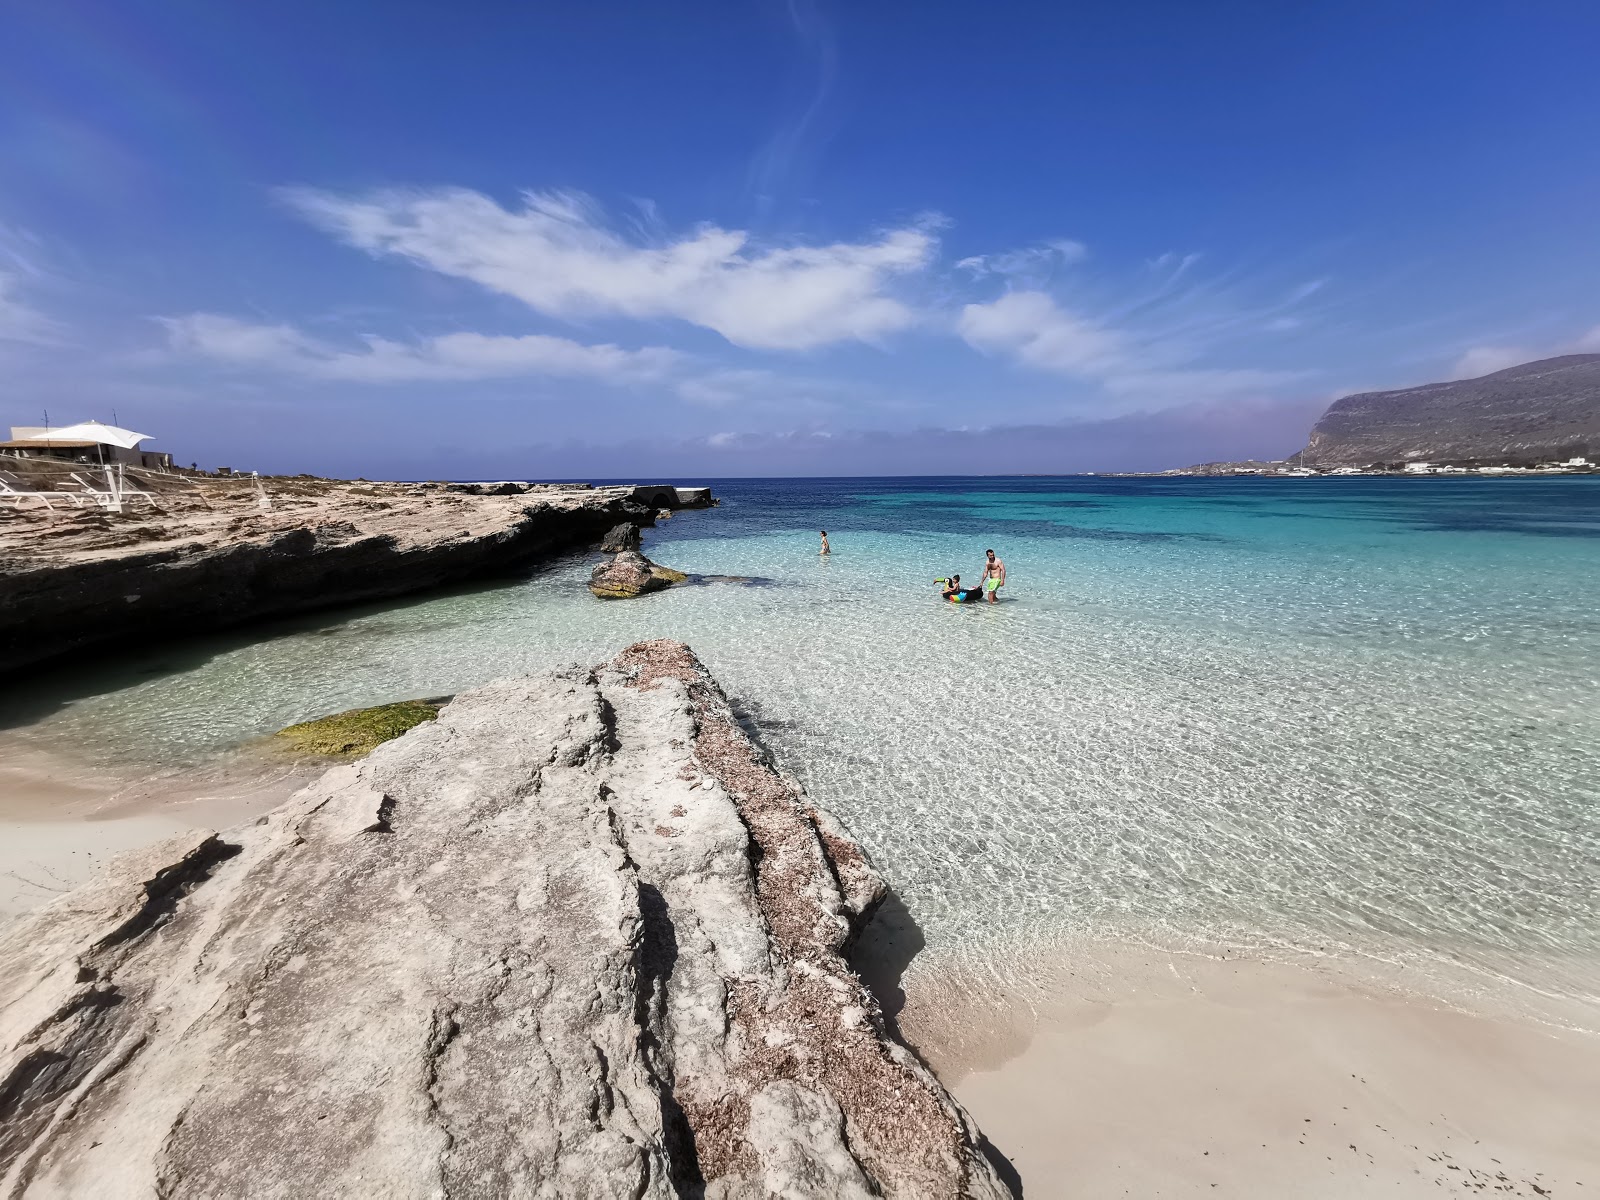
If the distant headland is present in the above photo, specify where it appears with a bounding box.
[1160,354,1600,477]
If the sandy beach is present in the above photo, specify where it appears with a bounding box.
[889,942,1600,1198]
[9,736,1598,1197]
[9,731,1598,1199]
[0,739,316,922]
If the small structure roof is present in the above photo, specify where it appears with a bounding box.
[0,439,102,449]
[15,420,153,450]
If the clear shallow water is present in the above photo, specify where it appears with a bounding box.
[8,477,1600,1019]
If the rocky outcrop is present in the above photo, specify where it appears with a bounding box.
[1298,353,1600,466]
[0,480,657,675]
[0,642,1011,1198]
[589,550,689,600]
[600,522,643,553]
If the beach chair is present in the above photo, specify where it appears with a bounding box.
[0,476,57,510]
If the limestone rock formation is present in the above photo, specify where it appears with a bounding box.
[0,642,1011,1198]
[1298,353,1600,466]
[600,521,643,553]
[0,479,654,675]
[589,550,689,599]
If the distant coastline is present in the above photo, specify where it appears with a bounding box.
[1121,455,1599,479]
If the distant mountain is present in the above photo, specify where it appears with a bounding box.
[1297,354,1600,466]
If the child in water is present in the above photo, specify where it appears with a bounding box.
[819,530,830,555]
[939,574,979,602]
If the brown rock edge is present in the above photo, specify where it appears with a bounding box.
[0,641,1014,1198]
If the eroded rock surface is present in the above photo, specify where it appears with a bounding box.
[0,642,1011,1199]
[600,521,643,553]
[589,549,689,599]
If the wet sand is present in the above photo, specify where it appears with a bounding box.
[0,740,316,922]
[891,943,1600,1198]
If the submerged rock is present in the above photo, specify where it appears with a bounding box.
[599,521,643,553]
[0,642,1012,1198]
[589,549,689,599]
[271,698,442,758]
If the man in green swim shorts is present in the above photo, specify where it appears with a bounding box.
[980,547,1005,602]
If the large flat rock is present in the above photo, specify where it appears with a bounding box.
[0,642,1012,1198]
[0,480,647,674]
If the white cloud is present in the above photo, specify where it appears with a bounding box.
[959,290,1303,401]
[162,313,678,383]
[279,187,936,351]
[957,291,1123,375]
[953,247,1335,408]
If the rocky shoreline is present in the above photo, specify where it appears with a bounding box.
[0,641,1010,1197]
[0,477,691,675]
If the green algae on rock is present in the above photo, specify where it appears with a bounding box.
[274,699,443,758]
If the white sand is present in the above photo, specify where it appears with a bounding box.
[0,739,315,923]
[896,945,1600,1198]
[7,737,1597,1197]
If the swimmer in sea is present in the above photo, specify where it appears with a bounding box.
[820,530,831,556]
[980,547,1006,603]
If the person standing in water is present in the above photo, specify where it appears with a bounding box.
[980,547,1006,602]
[819,530,831,556]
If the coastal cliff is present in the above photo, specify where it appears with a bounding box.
[0,478,654,675]
[1299,353,1600,466]
[0,641,1011,1198]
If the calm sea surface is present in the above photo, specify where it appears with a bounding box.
[9,477,1600,1019]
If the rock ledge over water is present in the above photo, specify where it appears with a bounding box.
[0,641,1010,1198]
[0,479,656,675]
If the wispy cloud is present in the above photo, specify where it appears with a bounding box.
[954,244,1326,402]
[162,313,679,383]
[280,186,937,351]
[746,0,840,210]
[955,239,1087,286]
[0,271,60,345]
[671,364,865,427]
[1450,324,1600,380]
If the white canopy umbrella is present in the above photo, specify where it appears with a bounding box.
[21,420,153,449]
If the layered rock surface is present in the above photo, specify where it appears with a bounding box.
[0,641,1011,1198]
[0,478,649,674]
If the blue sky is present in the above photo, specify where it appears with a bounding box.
[3,0,1599,476]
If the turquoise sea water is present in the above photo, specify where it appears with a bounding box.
[9,477,1600,1020]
